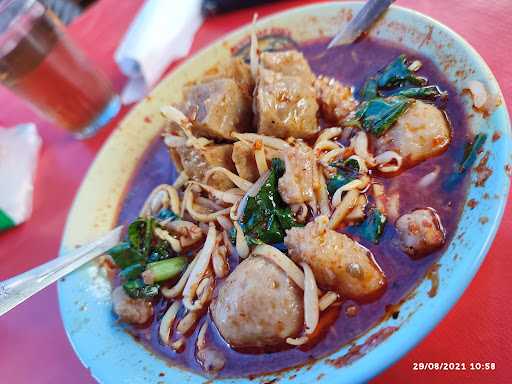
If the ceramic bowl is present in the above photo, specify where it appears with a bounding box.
[58,2,511,383]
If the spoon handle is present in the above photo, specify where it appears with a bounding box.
[328,0,396,48]
[0,226,122,317]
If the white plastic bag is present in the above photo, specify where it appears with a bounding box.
[0,123,41,231]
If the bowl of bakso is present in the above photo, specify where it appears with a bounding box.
[58,3,511,384]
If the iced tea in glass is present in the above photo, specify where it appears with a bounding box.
[0,0,120,138]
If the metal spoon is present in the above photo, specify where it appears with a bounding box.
[0,226,122,317]
[327,0,397,48]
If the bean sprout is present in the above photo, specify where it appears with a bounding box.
[301,262,319,335]
[252,244,306,290]
[234,221,250,259]
[350,131,375,167]
[254,140,269,176]
[375,151,403,173]
[250,13,259,79]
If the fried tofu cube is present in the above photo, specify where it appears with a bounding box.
[232,141,259,182]
[203,58,255,99]
[232,141,280,182]
[254,69,319,139]
[260,50,315,83]
[181,78,252,140]
[171,144,235,190]
[314,75,357,125]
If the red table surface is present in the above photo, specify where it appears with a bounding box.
[0,1,510,383]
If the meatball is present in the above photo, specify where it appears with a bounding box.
[375,100,451,167]
[396,208,446,257]
[211,256,303,349]
[285,216,386,302]
[278,142,315,204]
[112,286,153,325]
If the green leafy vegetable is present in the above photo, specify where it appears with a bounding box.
[228,227,264,246]
[443,133,487,189]
[345,96,413,137]
[111,215,182,299]
[359,55,427,101]
[389,85,447,100]
[122,279,159,299]
[327,158,360,195]
[144,257,188,283]
[127,217,155,258]
[360,78,378,101]
[156,208,179,222]
[376,55,426,89]
[459,133,487,173]
[353,208,387,244]
[147,239,175,263]
[108,242,144,269]
[271,157,286,177]
[120,263,145,281]
[240,158,299,244]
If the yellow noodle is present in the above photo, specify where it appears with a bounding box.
[319,291,339,311]
[154,227,182,253]
[286,336,309,346]
[162,255,198,299]
[204,167,252,192]
[183,224,216,311]
[232,132,289,150]
[176,310,199,335]
[329,189,359,229]
[315,127,342,147]
[331,179,368,207]
[320,147,344,164]
[159,301,181,344]
[191,181,241,204]
[173,172,189,189]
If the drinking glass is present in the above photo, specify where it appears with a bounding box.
[0,0,121,138]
